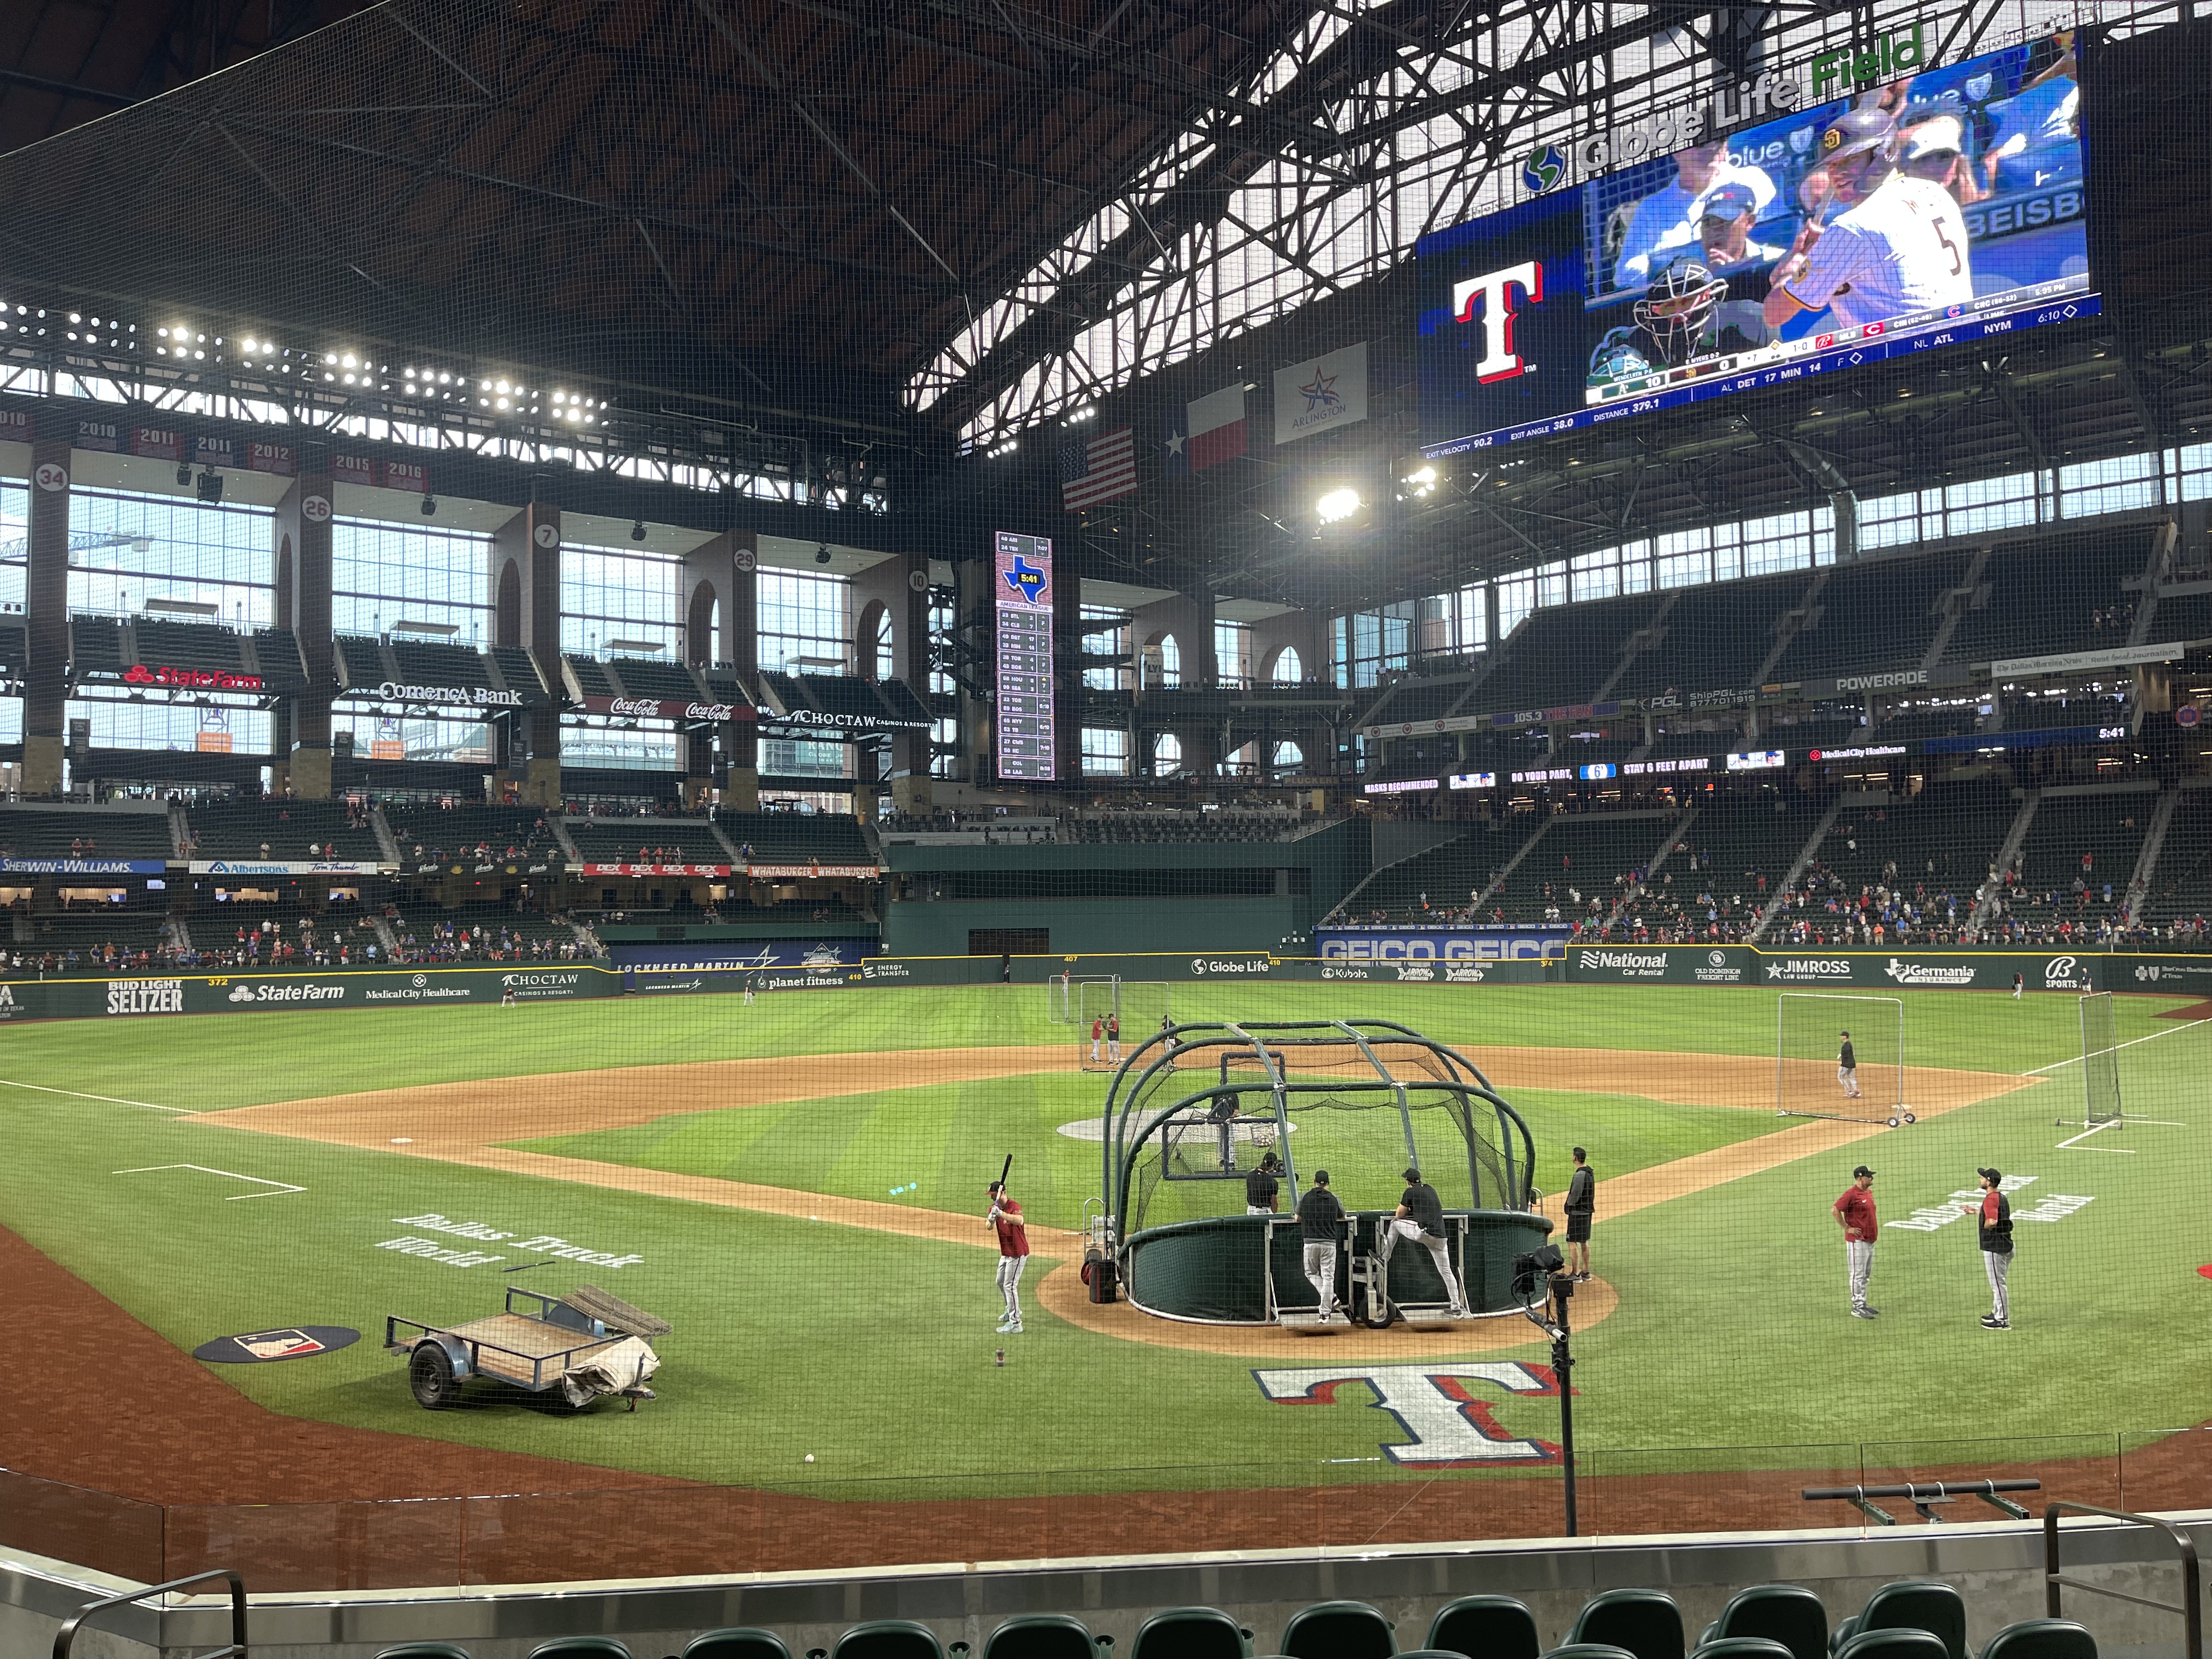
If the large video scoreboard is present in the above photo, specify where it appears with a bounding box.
[993,532,1056,780]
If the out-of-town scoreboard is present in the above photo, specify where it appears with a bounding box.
[994,531,1055,780]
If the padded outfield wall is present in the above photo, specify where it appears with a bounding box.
[0,944,2203,1022]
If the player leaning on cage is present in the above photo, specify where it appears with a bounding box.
[1763,107,1974,335]
[1381,1166,1467,1316]
[1296,1169,1347,1322]
[986,1179,1029,1335]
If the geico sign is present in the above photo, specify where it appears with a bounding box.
[125,663,264,692]
[374,681,523,708]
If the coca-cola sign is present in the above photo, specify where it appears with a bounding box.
[123,663,264,692]
[579,693,754,722]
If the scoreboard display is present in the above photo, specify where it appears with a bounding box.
[993,532,1056,780]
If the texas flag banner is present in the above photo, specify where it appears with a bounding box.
[1164,384,1248,475]
[1273,342,1368,445]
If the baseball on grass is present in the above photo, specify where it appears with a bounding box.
[804,1453,815,1463]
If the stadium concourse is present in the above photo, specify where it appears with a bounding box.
[3,0,2212,1655]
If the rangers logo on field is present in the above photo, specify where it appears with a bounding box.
[1254,1363,1559,1464]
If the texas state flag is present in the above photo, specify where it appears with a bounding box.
[1162,384,1248,475]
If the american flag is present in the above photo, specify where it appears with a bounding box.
[1058,425,1137,511]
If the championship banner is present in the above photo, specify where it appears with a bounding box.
[579,862,731,877]
[746,863,879,878]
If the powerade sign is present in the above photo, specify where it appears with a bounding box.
[1317,927,1570,961]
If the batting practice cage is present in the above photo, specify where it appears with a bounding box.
[1776,992,1912,1127]
[1101,1019,1549,1327]
[2078,991,2124,1127]
[1056,978,1172,1071]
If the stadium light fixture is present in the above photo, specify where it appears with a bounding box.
[1315,487,1363,526]
[1398,465,1437,500]
[630,521,648,542]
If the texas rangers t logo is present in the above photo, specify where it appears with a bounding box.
[1451,261,1544,382]
[1254,1362,1559,1464]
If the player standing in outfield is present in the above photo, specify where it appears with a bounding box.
[1090,1015,1104,1065]
[1961,1167,2014,1329]
[1835,1164,1880,1319]
[1296,1169,1346,1321]
[1246,1152,1282,1215]
[1381,1166,1466,1316]
[1564,1147,1596,1282]
[1763,108,1973,335]
[743,973,755,1007]
[986,1180,1029,1335]
[2013,972,2024,1000]
[1838,1029,1861,1099]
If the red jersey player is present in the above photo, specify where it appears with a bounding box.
[987,1180,1029,1335]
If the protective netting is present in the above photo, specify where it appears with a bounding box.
[2080,991,2124,1126]
[1777,992,1906,1126]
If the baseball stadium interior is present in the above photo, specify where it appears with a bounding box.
[2,0,2212,1656]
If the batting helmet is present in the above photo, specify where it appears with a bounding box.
[1814,106,1899,203]
[1634,261,1728,364]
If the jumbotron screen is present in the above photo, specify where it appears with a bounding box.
[1418,30,2093,456]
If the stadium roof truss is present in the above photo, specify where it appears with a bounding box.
[918,0,2181,454]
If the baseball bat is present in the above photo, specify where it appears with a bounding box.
[997,1154,1012,1192]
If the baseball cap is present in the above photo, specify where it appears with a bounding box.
[987,1180,1005,1194]
[1903,115,1966,161]
[1853,1164,1876,1178]
[1978,1166,2002,1183]
[1313,1168,1331,1184]
[1699,182,1758,222]
[1403,1166,1423,1183]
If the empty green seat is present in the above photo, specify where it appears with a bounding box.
[835,1623,945,1659]
[1696,1641,1797,1659]
[1280,1602,1395,1659]
[1129,1608,1250,1659]
[1836,1630,1950,1659]
[1430,1596,1541,1659]
[1571,1591,1685,1659]
[377,1647,472,1659]
[1832,1584,1967,1659]
[1543,1644,1641,1659]
[1700,1586,1830,1659]
[686,1633,795,1659]
[531,1641,630,1659]
[1979,1623,2095,1659]
[983,1617,1099,1659]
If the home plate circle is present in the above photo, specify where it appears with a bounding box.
[193,1326,361,1363]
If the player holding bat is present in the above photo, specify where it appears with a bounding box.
[986,1157,1029,1335]
[1763,107,1974,334]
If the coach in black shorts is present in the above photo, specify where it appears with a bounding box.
[1564,1147,1595,1282]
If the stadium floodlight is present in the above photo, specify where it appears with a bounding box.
[1315,487,1362,525]
[1399,464,1437,499]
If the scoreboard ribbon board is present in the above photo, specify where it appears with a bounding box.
[994,531,1056,780]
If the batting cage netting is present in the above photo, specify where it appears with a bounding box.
[2080,990,2124,1127]
[1776,992,1910,1126]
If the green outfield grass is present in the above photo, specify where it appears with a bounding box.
[0,981,2205,1497]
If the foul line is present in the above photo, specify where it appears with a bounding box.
[111,1164,304,1199]
[2028,1019,2206,1072]
[0,1079,190,1113]
[2055,1120,2134,1153]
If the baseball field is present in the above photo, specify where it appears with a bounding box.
[1,977,2207,1571]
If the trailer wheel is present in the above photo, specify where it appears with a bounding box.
[409,1342,462,1409]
